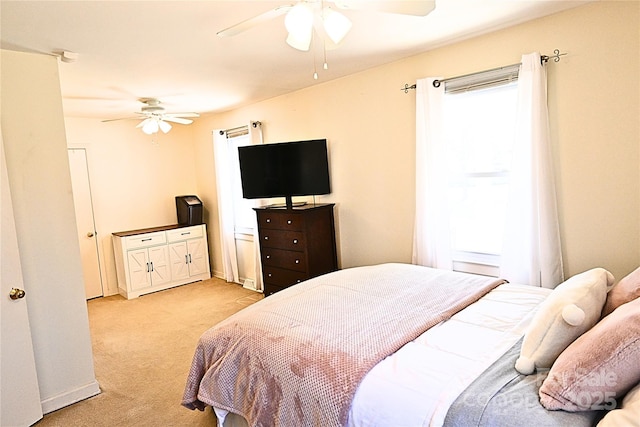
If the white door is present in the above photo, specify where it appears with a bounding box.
[68,148,103,299]
[1,133,43,426]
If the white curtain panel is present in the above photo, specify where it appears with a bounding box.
[499,53,564,288]
[213,130,240,283]
[412,77,453,270]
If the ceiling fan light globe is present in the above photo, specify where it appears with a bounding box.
[142,119,159,134]
[286,31,312,51]
[158,120,172,133]
[285,3,313,33]
[285,3,313,51]
[322,7,352,44]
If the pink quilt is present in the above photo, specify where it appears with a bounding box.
[183,263,504,426]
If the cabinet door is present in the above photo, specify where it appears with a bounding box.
[168,242,189,281]
[127,249,151,290]
[148,245,170,286]
[187,238,208,276]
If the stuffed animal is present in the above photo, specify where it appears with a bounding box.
[515,268,615,375]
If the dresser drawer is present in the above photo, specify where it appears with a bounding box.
[125,232,166,249]
[262,248,306,272]
[256,212,304,231]
[166,225,203,242]
[263,266,307,287]
[260,230,305,250]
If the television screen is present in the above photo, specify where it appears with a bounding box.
[238,139,330,207]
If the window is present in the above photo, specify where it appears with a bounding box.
[442,82,518,270]
[414,54,562,286]
[227,133,256,234]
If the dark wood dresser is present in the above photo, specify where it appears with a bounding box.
[255,203,338,296]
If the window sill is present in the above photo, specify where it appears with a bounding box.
[452,251,500,277]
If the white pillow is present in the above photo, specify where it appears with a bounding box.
[515,268,615,375]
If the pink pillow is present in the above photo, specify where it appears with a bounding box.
[602,266,640,317]
[539,296,640,411]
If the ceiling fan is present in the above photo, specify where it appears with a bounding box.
[217,0,436,52]
[102,98,200,134]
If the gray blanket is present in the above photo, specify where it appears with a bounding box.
[443,338,604,427]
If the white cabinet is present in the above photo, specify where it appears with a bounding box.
[167,226,209,280]
[113,224,211,299]
[127,245,170,290]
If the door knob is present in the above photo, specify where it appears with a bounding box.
[9,288,26,300]
[87,231,95,238]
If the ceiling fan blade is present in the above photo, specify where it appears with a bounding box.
[163,117,193,125]
[101,116,138,123]
[334,0,436,16]
[163,112,200,118]
[217,4,294,37]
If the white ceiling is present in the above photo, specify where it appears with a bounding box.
[1,1,590,121]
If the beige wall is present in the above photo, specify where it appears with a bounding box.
[64,118,200,295]
[60,1,639,288]
[193,0,640,282]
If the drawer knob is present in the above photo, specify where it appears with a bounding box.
[293,239,298,244]
[287,220,292,225]
[295,259,300,264]
[268,273,272,277]
[266,255,271,259]
[296,279,301,283]
[266,218,271,223]
[264,236,269,240]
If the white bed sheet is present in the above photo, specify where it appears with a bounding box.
[346,283,551,427]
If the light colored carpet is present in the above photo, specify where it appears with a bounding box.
[34,278,262,427]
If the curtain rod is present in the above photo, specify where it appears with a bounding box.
[218,121,262,136]
[400,49,567,93]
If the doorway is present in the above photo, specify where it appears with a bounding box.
[68,148,104,299]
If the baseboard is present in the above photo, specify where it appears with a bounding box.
[41,380,101,414]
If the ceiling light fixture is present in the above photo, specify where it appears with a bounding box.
[138,117,172,135]
[322,7,352,44]
[284,2,352,52]
[285,3,315,51]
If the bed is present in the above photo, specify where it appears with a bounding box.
[182,263,640,427]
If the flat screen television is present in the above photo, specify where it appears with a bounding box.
[238,139,330,209]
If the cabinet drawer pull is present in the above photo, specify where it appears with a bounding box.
[268,273,272,277]
[295,259,300,264]
[185,255,189,264]
[266,218,271,223]
[293,239,298,244]
[264,236,269,240]
[150,262,154,272]
[147,262,150,273]
[189,254,192,263]
[142,238,152,242]
[266,255,271,259]
[181,232,191,236]
[287,220,292,225]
